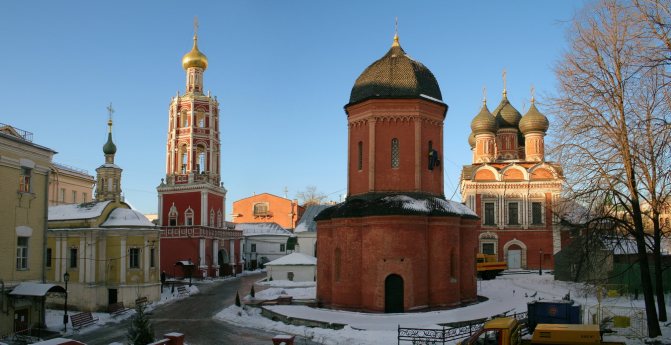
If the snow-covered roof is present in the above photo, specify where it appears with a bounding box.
[101,208,156,228]
[10,282,65,296]
[265,252,317,266]
[98,163,121,169]
[235,222,293,236]
[294,205,330,233]
[381,195,477,217]
[49,201,112,221]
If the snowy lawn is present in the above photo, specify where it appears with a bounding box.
[217,272,671,345]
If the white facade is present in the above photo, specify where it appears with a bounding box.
[265,252,316,282]
[236,222,293,268]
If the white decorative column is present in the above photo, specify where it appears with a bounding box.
[229,240,235,274]
[212,240,219,271]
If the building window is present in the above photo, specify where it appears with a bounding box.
[280,244,286,252]
[69,248,78,268]
[46,248,52,268]
[253,203,269,216]
[391,138,400,168]
[210,209,215,227]
[217,210,223,228]
[507,202,520,225]
[484,202,496,226]
[16,237,28,270]
[59,188,66,203]
[72,191,77,203]
[357,141,363,171]
[532,202,544,225]
[184,208,194,226]
[150,248,156,268]
[482,243,495,255]
[82,192,87,202]
[169,205,178,226]
[251,244,256,252]
[129,248,140,269]
[287,272,294,281]
[19,167,31,192]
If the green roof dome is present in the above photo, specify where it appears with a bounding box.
[349,35,442,105]
[103,132,116,155]
[468,132,476,148]
[470,100,497,134]
[519,101,549,134]
[493,92,521,129]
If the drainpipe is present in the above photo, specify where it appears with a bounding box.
[43,169,50,283]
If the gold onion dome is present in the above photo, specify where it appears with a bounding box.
[182,35,208,70]
[468,132,476,148]
[519,100,549,134]
[470,100,497,134]
[493,92,522,129]
[349,34,442,105]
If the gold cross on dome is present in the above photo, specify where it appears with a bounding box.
[194,16,199,36]
[531,84,536,103]
[482,86,487,102]
[502,69,507,91]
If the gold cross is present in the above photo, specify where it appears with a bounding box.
[106,103,114,121]
[531,84,535,102]
[502,69,507,91]
[482,86,487,102]
[395,17,398,36]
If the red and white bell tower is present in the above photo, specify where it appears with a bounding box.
[158,20,241,278]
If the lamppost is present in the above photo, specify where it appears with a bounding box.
[63,272,70,332]
[539,249,543,276]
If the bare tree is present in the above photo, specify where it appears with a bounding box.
[296,185,327,206]
[551,0,665,336]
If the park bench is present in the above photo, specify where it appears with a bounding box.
[70,311,99,330]
[108,302,130,316]
[176,286,189,297]
[135,296,149,307]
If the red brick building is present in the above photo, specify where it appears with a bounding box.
[316,34,479,313]
[460,90,563,270]
[157,27,242,279]
[232,193,304,231]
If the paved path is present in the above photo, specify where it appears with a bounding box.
[73,272,317,345]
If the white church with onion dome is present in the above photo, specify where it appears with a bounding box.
[46,111,161,312]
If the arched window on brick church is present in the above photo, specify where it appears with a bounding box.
[357,141,363,171]
[179,145,188,174]
[168,203,178,226]
[197,145,206,173]
[391,138,400,168]
[181,111,189,128]
[334,248,341,282]
[217,210,223,228]
[184,207,194,226]
[210,209,215,227]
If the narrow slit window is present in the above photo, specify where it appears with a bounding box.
[357,141,363,171]
[391,138,400,168]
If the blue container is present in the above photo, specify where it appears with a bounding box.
[527,300,582,332]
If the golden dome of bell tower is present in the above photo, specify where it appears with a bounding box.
[182,17,207,94]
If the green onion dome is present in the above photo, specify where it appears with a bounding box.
[493,92,522,129]
[103,132,116,155]
[468,132,476,148]
[519,100,549,134]
[470,100,497,134]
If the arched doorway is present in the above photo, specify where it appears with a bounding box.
[507,244,522,269]
[385,274,404,313]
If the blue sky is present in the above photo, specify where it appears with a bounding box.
[1,1,587,217]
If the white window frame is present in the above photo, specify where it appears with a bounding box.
[19,167,31,193]
[506,201,521,226]
[483,201,497,226]
[184,207,194,226]
[129,248,140,269]
[16,237,29,270]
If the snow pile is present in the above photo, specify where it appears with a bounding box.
[382,195,477,217]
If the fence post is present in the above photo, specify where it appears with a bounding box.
[397,324,400,345]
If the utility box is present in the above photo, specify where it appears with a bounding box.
[527,300,582,332]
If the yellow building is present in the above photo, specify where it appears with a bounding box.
[0,123,64,337]
[49,163,95,206]
[47,112,160,312]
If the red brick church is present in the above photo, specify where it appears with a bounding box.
[157,25,242,279]
[316,33,479,313]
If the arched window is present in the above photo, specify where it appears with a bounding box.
[253,203,269,216]
[357,141,363,171]
[197,146,206,173]
[210,209,215,227]
[391,138,400,168]
[184,207,194,226]
[168,203,178,226]
[217,210,223,228]
[181,111,189,127]
[179,145,188,174]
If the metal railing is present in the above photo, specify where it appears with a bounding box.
[0,122,33,142]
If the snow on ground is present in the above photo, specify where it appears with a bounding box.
[217,272,671,345]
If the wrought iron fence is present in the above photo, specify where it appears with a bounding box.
[397,312,527,344]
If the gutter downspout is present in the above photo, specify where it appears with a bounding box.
[43,169,50,283]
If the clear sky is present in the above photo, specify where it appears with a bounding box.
[1,1,588,218]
